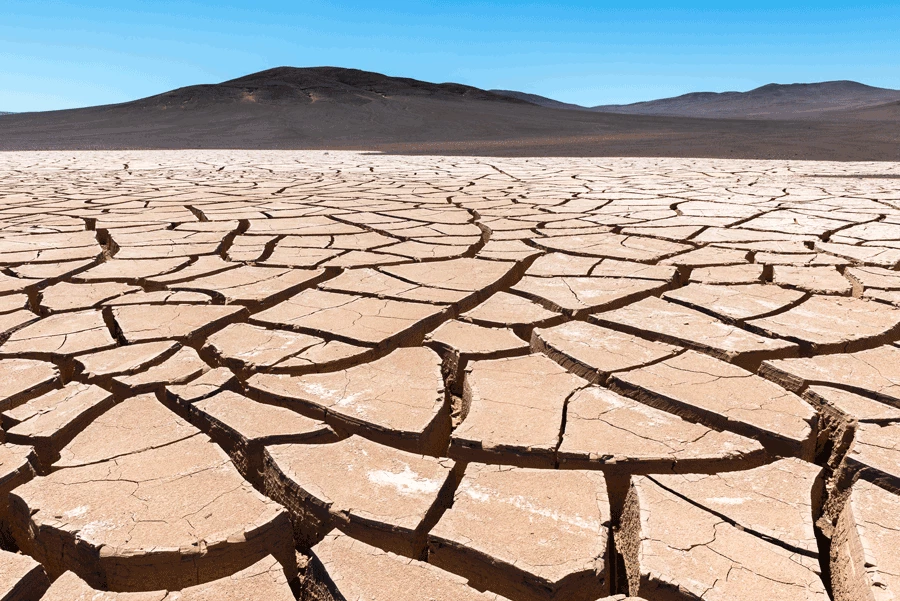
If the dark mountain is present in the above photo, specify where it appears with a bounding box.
[127,67,532,109]
[1,67,899,160]
[489,90,585,110]
[591,81,900,119]
[0,112,13,116]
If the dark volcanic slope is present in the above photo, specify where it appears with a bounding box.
[1,68,899,160]
[136,67,532,108]
[489,90,585,110]
[593,81,900,119]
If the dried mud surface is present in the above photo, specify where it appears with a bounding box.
[0,151,899,600]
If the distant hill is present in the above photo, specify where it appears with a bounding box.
[591,81,900,119]
[1,67,899,160]
[490,90,585,110]
[0,112,13,116]
[125,67,531,110]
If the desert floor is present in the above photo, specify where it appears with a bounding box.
[0,151,898,601]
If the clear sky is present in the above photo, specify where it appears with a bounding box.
[2,0,899,112]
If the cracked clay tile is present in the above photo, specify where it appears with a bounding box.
[662,283,807,323]
[2,382,115,471]
[0,358,59,412]
[428,462,611,601]
[250,288,449,349]
[183,389,334,483]
[747,295,900,354]
[248,346,448,455]
[0,310,117,358]
[760,345,900,405]
[559,386,766,474]
[531,321,681,384]
[592,295,799,370]
[308,531,512,601]
[511,276,669,318]
[111,304,246,344]
[651,458,824,559]
[618,476,828,601]
[610,350,817,459]
[450,354,588,468]
[263,435,456,557]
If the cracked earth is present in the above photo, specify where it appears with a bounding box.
[0,151,898,600]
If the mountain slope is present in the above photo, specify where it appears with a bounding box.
[831,99,900,121]
[489,90,585,110]
[129,67,533,110]
[592,81,900,119]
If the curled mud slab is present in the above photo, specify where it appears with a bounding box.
[0,152,899,598]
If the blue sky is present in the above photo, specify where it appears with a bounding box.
[2,1,899,112]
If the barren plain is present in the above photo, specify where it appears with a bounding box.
[0,151,898,601]
[3,68,900,161]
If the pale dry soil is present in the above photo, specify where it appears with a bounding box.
[0,151,898,601]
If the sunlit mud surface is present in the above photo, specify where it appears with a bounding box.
[0,151,898,601]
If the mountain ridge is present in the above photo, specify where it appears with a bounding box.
[489,90,585,110]
[588,80,900,119]
[107,66,533,112]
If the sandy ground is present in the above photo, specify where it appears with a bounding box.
[2,96,899,160]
